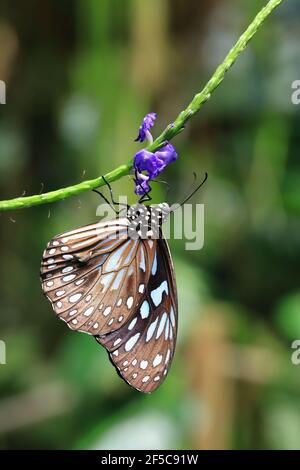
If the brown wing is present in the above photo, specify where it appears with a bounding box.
[97,237,178,393]
[40,218,156,336]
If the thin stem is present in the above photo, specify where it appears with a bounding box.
[146,0,284,153]
[0,0,284,212]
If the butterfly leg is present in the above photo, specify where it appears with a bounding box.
[101,175,128,208]
[93,175,129,215]
[134,168,152,204]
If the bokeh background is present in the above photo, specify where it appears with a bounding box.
[0,0,299,450]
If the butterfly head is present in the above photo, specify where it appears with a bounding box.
[150,202,171,224]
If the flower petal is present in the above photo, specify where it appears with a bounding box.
[135,112,157,143]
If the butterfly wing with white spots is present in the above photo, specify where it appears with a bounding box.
[97,237,178,393]
[41,202,178,393]
[41,218,156,336]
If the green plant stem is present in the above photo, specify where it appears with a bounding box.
[0,0,284,212]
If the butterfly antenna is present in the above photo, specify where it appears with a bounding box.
[179,172,208,206]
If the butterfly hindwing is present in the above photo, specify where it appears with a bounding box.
[97,237,178,393]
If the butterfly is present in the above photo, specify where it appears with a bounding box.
[40,174,207,393]
[40,194,178,394]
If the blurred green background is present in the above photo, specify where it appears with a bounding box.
[0,0,300,450]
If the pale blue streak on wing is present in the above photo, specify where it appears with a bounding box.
[150,280,169,307]
[124,240,138,264]
[139,245,146,272]
[151,251,157,275]
[104,241,130,272]
[111,268,126,290]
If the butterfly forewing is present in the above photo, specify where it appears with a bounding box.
[41,218,156,336]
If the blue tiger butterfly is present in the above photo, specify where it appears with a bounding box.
[40,174,207,393]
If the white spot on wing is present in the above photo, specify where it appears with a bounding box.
[63,254,73,260]
[151,251,157,275]
[146,317,159,342]
[62,266,73,273]
[164,318,169,340]
[84,306,94,316]
[127,296,133,309]
[165,349,171,364]
[140,360,148,370]
[56,290,65,297]
[125,333,140,352]
[169,322,173,339]
[153,354,162,367]
[156,312,167,339]
[140,300,150,319]
[103,306,111,316]
[128,317,137,330]
[170,307,176,327]
[63,274,76,282]
[69,293,82,303]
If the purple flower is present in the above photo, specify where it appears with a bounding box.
[134,142,178,195]
[155,143,178,165]
[135,112,157,143]
[134,177,151,196]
